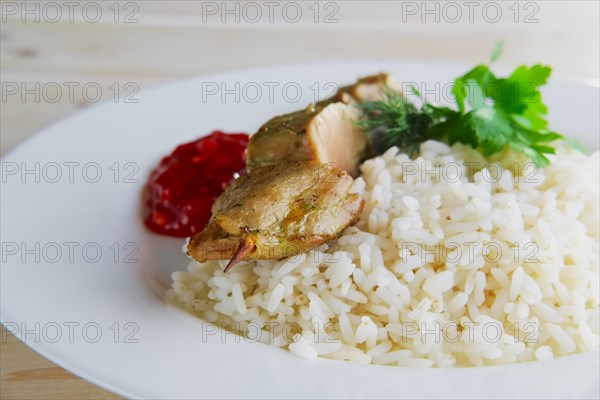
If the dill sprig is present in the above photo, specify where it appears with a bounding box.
[355,90,433,153]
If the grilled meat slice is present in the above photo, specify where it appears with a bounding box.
[247,102,369,177]
[335,73,404,104]
[187,161,363,269]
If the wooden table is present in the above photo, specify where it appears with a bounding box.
[1,1,598,398]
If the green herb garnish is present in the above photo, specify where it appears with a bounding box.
[356,43,576,167]
[356,89,432,153]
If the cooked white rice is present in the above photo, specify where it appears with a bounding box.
[167,141,600,367]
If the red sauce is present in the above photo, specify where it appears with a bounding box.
[144,131,249,237]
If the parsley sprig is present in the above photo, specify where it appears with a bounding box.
[356,44,575,167]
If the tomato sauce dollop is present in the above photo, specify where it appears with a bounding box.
[144,131,249,237]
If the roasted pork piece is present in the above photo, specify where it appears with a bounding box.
[334,73,403,104]
[247,103,368,177]
[188,74,399,270]
[187,161,363,270]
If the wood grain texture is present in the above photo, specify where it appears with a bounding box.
[1,1,598,398]
[1,327,122,399]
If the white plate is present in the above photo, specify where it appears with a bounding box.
[1,61,599,399]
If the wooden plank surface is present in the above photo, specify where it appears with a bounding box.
[1,327,122,399]
[1,1,598,398]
